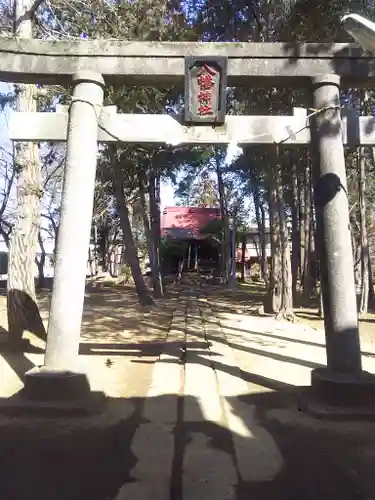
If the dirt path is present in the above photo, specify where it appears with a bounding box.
[0,282,375,500]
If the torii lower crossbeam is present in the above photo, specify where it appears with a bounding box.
[9,107,375,147]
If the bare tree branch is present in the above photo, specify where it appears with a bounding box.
[43,157,64,189]
[14,0,44,30]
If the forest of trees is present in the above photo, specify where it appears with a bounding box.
[0,0,375,344]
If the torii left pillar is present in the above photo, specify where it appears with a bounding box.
[23,71,105,403]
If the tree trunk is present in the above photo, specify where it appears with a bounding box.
[215,154,229,282]
[148,170,164,298]
[107,228,119,277]
[88,247,95,277]
[154,174,163,288]
[265,181,282,314]
[229,217,237,289]
[111,153,152,305]
[302,157,313,302]
[138,172,153,271]
[309,177,318,295]
[275,154,294,320]
[36,231,46,289]
[291,158,299,302]
[98,225,109,273]
[359,147,369,315]
[252,181,268,285]
[368,247,374,301]
[91,223,98,276]
[353,237,361,291]
[7,1,46,346]
[298,165,306,290]
[318,285,324,318]
[240,233,246,282]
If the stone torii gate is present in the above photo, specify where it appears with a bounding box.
[3,38,375,411]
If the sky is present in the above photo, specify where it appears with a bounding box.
[160,141,243,211]
[0,89,188,252]
[0,83,12,152]
[160,178,176,211]
[0,97,178,212]
[0,82,244,255]
[0,84,14,252]
[0,86,242,214]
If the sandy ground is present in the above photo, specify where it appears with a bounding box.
[211,281,375,344]
[0,281,374,500]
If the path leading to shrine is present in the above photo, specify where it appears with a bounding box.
[0,280,375,500]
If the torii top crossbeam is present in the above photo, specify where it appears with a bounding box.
[1,38,375,87]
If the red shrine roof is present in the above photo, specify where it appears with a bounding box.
[161,206,221,240]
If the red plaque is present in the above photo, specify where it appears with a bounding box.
[184,57,227,125]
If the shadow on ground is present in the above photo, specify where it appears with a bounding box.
[0,389,374,500]
[0,281,374,499]
[36,285,174,343]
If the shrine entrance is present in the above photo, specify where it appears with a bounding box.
[3,37,375,410]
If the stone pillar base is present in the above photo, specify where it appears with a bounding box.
[300,367,375,420]
[0,367,106,416]
[23,367,92,401]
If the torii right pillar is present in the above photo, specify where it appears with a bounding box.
[309,74,375,413]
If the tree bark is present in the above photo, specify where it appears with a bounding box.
[98,224,109,272]
[265,180,282,314]
[252,179,268,285]
[358,147,369,315]
[148,170,164,297]
[309,175,318,295]
[368,246,374,301]
[352,225,361,291]
[318,285,324,318]
[302,157,313,302]
[36,231,46,289]
[240,233,246,282]
[275,153,294,320]
[215,153,230,282]
[107,228,119,277]
[138,172,153,270]
[7,0,46,346]
[92,223,98,275]
[111,153,152,305]
[298,165,306,290]
[291,157,299,302]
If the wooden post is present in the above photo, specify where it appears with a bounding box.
[194,243,198,271]
[187,243,191,270]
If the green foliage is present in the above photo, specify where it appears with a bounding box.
[119,263,133,283]
[160,238,188,261]
[200,219,223,238]
[5,0,375,302]
[175,169,219,207]
[200,218,247,245]
[31,0,211,257]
